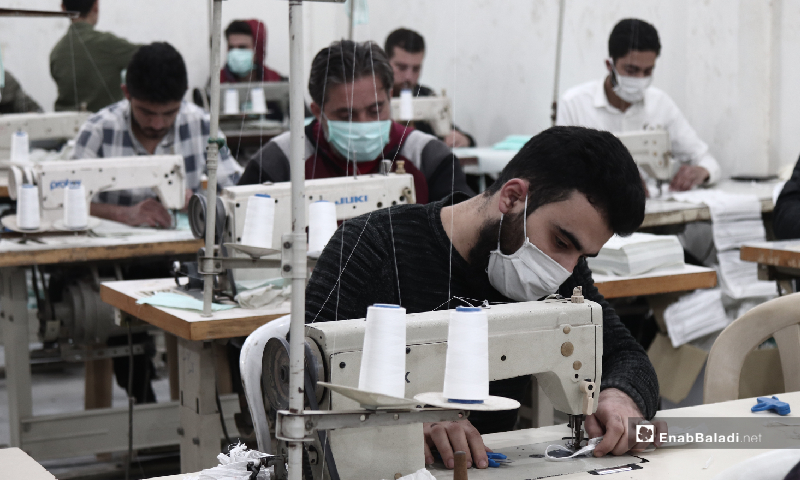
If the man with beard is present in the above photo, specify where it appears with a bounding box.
[384,28,475,148]
[306,126,659,469]
[73,42,242,227]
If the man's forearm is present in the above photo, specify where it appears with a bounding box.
[90,202,127,223]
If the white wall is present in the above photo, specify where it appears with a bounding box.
[2,0,800,176]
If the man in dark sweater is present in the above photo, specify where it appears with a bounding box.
[385,28,476,148]
[306,126,659,469]
[239,40,473,202]
[775,156,800,240]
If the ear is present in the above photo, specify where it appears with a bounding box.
[121,84,130,101]
[497,179,529,215]
[92,0,99,14]
[310,102,322,121]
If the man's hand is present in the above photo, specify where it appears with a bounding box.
[121,198,172,228]
[443,130,471,148]
[181,188,193,213]
[424,420,491,469]
[670,165,709,191]
[585,388,666,456]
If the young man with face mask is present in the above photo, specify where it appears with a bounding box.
[306,126,659,469]
[238,40,474,203]
[221,20,283,84]
[557,18,721,192]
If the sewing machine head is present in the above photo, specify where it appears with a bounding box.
[220,172,415,247]
[615,130,677,187]
[391,94,452,137]
[8,155,186,226]
[263,298,603,479]
[0,112,90,167]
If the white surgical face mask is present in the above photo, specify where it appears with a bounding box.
[487,197,572,301]
[609,59,652,104]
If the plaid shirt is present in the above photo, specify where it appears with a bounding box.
[72,99,242,206]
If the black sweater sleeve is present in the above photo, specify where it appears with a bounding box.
[774,156,800,240]
[559,258,660,419]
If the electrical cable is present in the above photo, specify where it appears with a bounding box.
[216,385,233,445]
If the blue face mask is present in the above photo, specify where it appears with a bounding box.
[324,117,392,162]
[227,49,254,76]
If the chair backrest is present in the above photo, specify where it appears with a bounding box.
[704,292,800,404]
[239,314,291,453]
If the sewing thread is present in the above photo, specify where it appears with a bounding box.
[63,182,88,229]
[241,194,275,248]
[16,184,40,230]
[308,200,338,253]
[443,306,489,403]
[358,304,407,398]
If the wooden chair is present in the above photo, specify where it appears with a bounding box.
[704,292,800,404]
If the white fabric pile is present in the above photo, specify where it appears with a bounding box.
[663,289,730,348]
[659,190,777,347]
[588,232,685,276]
[185,443,273,480]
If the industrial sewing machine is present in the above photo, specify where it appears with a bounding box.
[615,130,678,191]
[185,167,416,299]
[0,112,90,166]
[261,295,602,480]
[216,81,290,119]
[391,94,452,137]
[7,155,186,229]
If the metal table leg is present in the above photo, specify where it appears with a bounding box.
[0,267,33,448]
[178,337,223,472]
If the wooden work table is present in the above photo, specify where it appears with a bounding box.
[0,221,207,463]
[100,278,288,341]
[593,264,718,299]
[740,240,800,293]
[100,277,288,472]
[151,391,800,479]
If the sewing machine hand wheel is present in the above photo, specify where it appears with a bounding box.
[188,192,226,244]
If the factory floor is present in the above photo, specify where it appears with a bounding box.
[0,344,181,479]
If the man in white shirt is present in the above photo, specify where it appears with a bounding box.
[557,18,721,191]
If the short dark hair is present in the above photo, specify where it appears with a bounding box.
[308,40,393,107]
[62,0,96,17]
[125,42,188,104]
[384,28,426,58]
[225,20,253,40]
[608,18,661,62]
[486,126,645,236]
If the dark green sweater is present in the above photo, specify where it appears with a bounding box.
[305,194,659,431]
[50,22,139,112]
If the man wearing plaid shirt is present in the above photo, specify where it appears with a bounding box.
[73,42,242,228]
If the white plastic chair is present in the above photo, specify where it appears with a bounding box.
[239,314,290,453]
[704,292,800,404]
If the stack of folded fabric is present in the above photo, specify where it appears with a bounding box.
[588,232,685,276]
[671,190,776,300]
[663,288,730,348]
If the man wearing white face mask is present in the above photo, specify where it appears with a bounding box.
[557,18,721,192]
[239,40,473,202]
[307,126,659,469]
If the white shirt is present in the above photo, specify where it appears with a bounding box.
[556,79,721,185]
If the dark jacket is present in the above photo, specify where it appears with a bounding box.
[775,156,800,240]
[239,119,474,202]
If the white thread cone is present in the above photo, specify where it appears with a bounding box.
[11,130,30,164]
[16,184,40,230]
[443,306,489,402]
[63,183,88,229]
[240,194,275,248]
[250,88,268,114]
[358,304,407,398]
[224,89,240,114]
[399,89,414,121]
[308,200,337,253]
